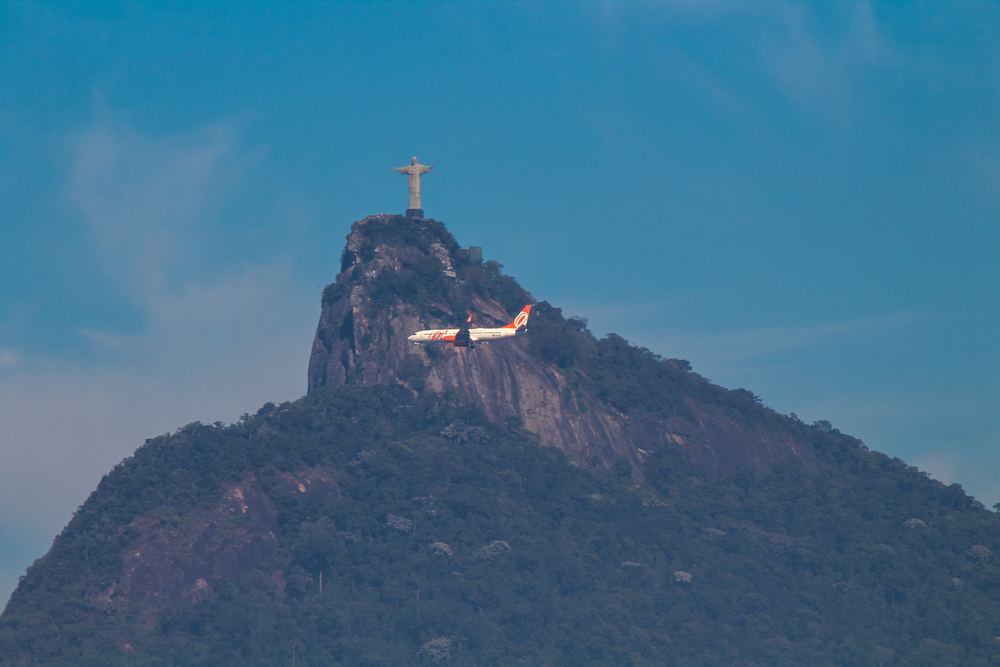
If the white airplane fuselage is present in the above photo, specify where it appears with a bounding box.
[408,304,531,347]
[408,326,520,344]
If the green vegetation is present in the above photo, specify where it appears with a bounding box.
[459,260,532,315]
[2,385,998,666]
[524,301,789,430]
[5,216,999,666]
[328,216,532,318]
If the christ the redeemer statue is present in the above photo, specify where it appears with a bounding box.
[394,156,433,218]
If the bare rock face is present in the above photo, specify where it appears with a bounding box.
[90,468,340,614]
[307,215,635,471]
[308,215,811,477]
[114,477,279,610]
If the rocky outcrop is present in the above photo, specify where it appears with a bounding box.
[5,244,998,667]
[308,214,811,477]
[307,215,637,471]
[112,477,278,609]
[89,468,340,614]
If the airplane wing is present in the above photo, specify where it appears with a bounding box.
[453,312,474,347]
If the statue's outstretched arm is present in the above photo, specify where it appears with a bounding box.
[422,165,434,173]
[393,167,408,174]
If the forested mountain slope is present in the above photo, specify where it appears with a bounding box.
[2,215,998,666]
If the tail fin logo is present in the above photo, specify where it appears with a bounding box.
[512,304,531,329]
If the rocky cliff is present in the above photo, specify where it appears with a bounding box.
[4,213,999,667]
[308,214,808,477]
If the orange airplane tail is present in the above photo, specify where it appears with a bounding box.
[502,304,532,329]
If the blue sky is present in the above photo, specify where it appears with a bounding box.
[1,2,998,607]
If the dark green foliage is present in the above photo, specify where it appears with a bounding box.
[521,303,782,427]
[323,217,533,322]
[368,255,451,310]
[526,302,594,369]
[459,260,532,315]
[356,216,459,256]
[2,386,999,667]
[518,302,810,440]
[5,216,1000,665]
[322,281,347,307]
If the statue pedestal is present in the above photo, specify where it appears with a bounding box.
[405,208,424,218]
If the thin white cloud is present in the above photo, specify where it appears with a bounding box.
[0,265,314,534]
[586,1,894,122]
[566,300,918,367]
[643,311,918,365]
[66,113,251,301]
[0,113,317,608]
[556,298,681,327]
[755,2,893,117]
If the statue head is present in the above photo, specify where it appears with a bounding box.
[411,156,418,164]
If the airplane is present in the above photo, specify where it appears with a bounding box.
[408,304,532,348]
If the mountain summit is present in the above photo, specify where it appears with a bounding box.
[2,215,998,666]
[309,214,807,476]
